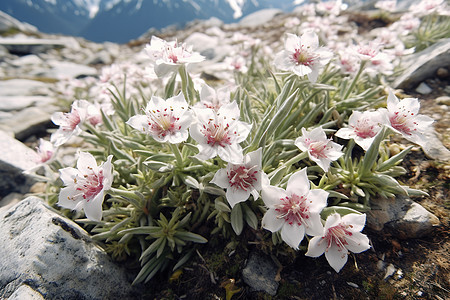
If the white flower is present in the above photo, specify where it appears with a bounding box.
[50,99,89,147]
[86,101,115,126]
[375,0,397,12]
[127,93,193,144]
[190,101,251,163]
[145,36,205,77]
[195,84,231,111]
[36,138,56,164]
[211,148,263,208]
[57,152,113,222]
[273,32,333,83]
[295,127,343,172]
[335,110,388,151]
[382,90,434,146]
[261,168,328,250]
[305,213,370,273]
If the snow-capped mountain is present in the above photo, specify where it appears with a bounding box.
[0,0,297,43]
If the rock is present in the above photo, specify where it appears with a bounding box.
[420,128,450,161]
[0,107,55,141]
[394,38,450,89]
[367,195,440,239]
[0,36,69,55]
[0,196,140,300]
[239,9,283,27]
[0,79,50,96]
[184,32,219,54]
[436,67,449,79]
[242,252,279,296]
[31,59,97,79]
[436,95,450,105]
[0,192,23,215]
[7,284,44,300]
[0,130,39,197]
[0,95,54,111]
[415,82,432,94]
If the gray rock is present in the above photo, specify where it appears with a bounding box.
[0,196,140,300]
[0,79,50,96]
[0,107,54,141]
[7,284,44,300]
[0,192,23,215]
[238,9,283,27]
[31,59,97,79]
[0,130,38,197]
[394,39,450,89]
[0,95,54,111]
[242,252,279,296]
[420,128,450,161]
[0,36,67,55]
[415,82,432,94]
[367,195,440,239]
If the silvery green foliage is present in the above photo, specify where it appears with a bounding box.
[38,2,448,282]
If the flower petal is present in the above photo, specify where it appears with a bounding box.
[57,186,79,210]
[345,232,371,254]
[226,187,250,208]
[342,213,366,232]
[210,168,229,189]
[261,185,286,208]
[286,168,309,197]
[84,190,105,222]
[262,208,284,232]
[77,152,98,174]
[305,236,327,257]
[126,114,148,133]
[59,167,79,185]
[281,223,305,250]
[325,244,348,273]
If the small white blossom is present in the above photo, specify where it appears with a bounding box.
[127,93,193,144]
[50,99,89,147]
[145,36,205,77]
[335,110,388,151]
[262,168,328,250]
[381,90,434,146]
[190,101,251,163]
[57,152,113,222]
[295,127,343,172]
[211,148,263,208]
[273,32,333,83]
[306,213,370,273]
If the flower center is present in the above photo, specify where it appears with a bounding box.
[389,109,417,135]
[203,119,232,147]
[147,108,180,138]
[352,118,378,139]
[323,223,353,250]
[227,165,258,191]
[292,47,316,67]
[357,46,377,59]
[62,110,81,132]
[275,194,309,226]
[71,168,104,202]
[167,52,178,64]
[305,139,330,159]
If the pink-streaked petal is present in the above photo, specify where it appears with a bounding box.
[226,187,250,208]
[345,232,371,254]
[57,186,80,210]
[324,213,342,230]
[285,33,300,52]
[59,167,79,185]
[126,114,148,132]
[210,168,229,189]
[262,208,284,232]
[262,185,286,208]
[305,236,327,257]
[77,152,98,174]
[305,213,324,236]
[342,213,366,232]
[325,244,348,272]
[399,97,420,115]
[307,189,329,214]
[281,223,305,250]
[84,190,104,222]
[286,168,309,197]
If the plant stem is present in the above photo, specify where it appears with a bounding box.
[343,60,366,100]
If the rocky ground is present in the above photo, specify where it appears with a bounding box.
[0,3,449,300]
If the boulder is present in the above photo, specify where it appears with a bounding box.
[242,252,279,295]
[0,130,39,197]
[394,39,450,89]
[367,195,440,239]
[0,196,140,300]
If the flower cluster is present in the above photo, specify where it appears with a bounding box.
[35,0,446,283]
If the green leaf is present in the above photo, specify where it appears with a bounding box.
[173,249,194,271]
[140,237,164,260]
[215,198,231,212]
[230,203,244,235]
[242,203,258,230]
[321,206,363,220]
[377,146,413,172]
[118,226,161,235]
[175,231,208,244]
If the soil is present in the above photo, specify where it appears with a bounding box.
[134,77,450,300]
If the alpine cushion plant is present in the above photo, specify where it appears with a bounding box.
[40,1,447,285]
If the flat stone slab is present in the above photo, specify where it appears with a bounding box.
[0,79,50,96]
[242,252,279,295]
[0,196,140,300]
[0,95,54,111]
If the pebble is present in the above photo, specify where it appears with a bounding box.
[415,82,432,94]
